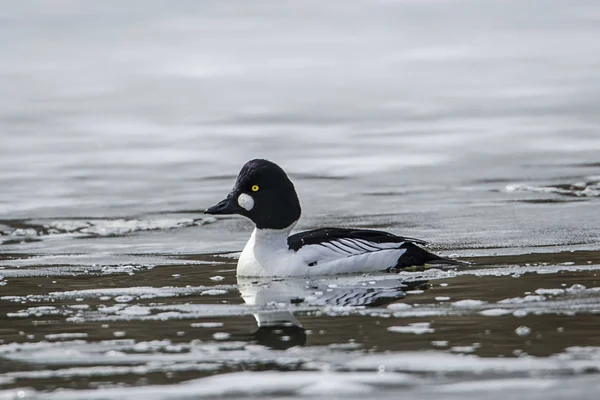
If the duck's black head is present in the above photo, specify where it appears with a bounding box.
[205,159,302,230]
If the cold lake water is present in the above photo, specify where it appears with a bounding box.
[1,0,600,398]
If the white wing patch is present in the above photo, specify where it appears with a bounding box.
[297,238,407,274]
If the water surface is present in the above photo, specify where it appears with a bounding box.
[1,0,600,398]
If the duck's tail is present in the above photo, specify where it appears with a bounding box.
[395,242,469,271]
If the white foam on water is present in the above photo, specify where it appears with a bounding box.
[68,305,90,310]
[450,345,479,354]
[2,217,213,239]
[500,295,546,304]
[0,338,310,367]
[515,326,532,337]
[535,288,565,296]
[87,303,260,322]
[479,308,512,316]
[0,340,90,356]
[3,335,599,379]
[388,323,434,335]
[438,378,556,392]
[4,362,219,382]
[427,375,600,399]
[345,350,600,374]
[386,303,412,311]
[4,279,599,326]
[200,289,228,296]
[44,333,88,341]
[1,336,600,399]
[4,371,416,400]
[0,266,134,278]
[0,250,212,270]
[212,332,231,341]
[0,377,14,385]
[397,264,600,283]
[190,322,224,328]
[2,367,600,400]
[329,287,600,320]
[297,379,372,395]
[118,306,152,316]
[505,183,600,198]
[1,284,237,303]
[452,299,487,308]
[0,263,160,278]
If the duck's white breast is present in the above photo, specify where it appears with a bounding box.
[237,226,308,277]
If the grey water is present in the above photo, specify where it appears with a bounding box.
[1,0,600,398]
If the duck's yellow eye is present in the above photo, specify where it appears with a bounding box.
[251,185,260,192]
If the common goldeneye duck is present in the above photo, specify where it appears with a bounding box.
[205,159,459,277]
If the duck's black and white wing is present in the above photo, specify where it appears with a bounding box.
[288,228,455,274]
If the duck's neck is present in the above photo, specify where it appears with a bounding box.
[250,220,297,250]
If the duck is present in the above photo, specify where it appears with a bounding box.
[205,159,460,277]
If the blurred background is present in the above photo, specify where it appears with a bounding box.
[1,0,599,220]
[1,1,600,398]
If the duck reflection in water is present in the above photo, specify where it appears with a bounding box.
[236,276,429,350]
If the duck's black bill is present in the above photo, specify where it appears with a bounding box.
[205,195,242,215]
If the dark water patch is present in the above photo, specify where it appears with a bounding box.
[363,191,411,197]
[471,177,524,184]
[573,162,600,168]
[523,162,600,169]
[0,253,34,262]
[1,237,43,246]
[512,198,589,204]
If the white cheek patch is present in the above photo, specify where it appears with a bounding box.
[237,193,255,211]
